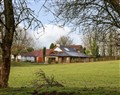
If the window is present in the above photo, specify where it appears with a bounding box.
[64,48,69,51]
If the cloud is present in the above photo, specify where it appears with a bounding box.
[31,24,82,49]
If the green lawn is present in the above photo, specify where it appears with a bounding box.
[9,60,120,88]
[0,60,119,95]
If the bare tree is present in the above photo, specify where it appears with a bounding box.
[83,26,120,56]
[107,29,120,56]
[47,0,120,29]
[56,36,73,46]
[0,0,44,87]
[83,27,100,57]
[12,26,34,61]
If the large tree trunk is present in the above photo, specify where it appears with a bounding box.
[0,46,11,87]
[0,0,15,88]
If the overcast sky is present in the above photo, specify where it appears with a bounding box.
[31,24,82,49]
[28,1,83,49]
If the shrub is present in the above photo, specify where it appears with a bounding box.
[48,59,51,64]
[32,69,64,88]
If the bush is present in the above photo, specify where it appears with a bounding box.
[32,69,64,88]
[48,59,51,64]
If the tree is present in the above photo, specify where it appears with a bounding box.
[12,27,34,61]
[56,36,73,46]
[106,29,120,56]
[48,0,120,29]
[83,26,120,57]
[83,27,100,57]
[49,43,56,49]
[27,47,34,52]
[84,49,90,55]
[0,0,15,88]
[0,0,44,88]
[43,47,46,62]
[91,40,99,57]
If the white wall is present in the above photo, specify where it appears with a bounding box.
[21,56,35,62]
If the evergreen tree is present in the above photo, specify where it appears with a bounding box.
[49,43,55,49]
[43,47,46,62]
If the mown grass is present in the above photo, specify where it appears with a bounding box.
[0,60,120,95]
[9,60,120,88]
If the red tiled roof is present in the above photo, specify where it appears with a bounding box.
[32,50,43,57]
[46,49,54,56]
[21,49,53,57]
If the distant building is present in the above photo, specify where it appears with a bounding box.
[21,49,52,63]
[45,45,89,63]
[20,44,89,63]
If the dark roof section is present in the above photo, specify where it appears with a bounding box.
[59,45,76,52]
[65,51,88,57]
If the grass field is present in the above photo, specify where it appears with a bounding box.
[9,60,120,88]
[0,60,120,95]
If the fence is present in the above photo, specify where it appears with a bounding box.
[84,56,120,62]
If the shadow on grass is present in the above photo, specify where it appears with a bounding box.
[0,87,119,95]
